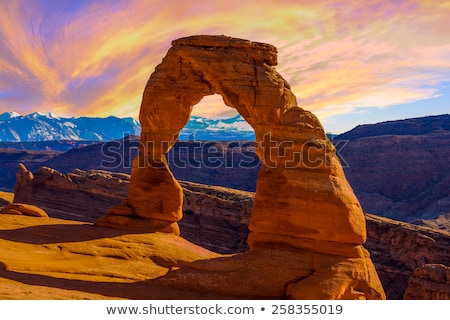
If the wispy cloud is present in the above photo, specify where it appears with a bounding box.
[0,0,449,122]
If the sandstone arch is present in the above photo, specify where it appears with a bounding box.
[103,35,366,249]
[97,35,384,299]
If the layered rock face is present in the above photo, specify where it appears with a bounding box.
[14,164,129,222]
[93,35,383,299]
[334,115,450,230]
[403,264,450,299]
[180,181,253,253]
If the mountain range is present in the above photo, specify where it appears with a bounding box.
[0,112,256,142]
[0,112,140,142]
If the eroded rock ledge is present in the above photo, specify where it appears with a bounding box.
[403,264,450,299]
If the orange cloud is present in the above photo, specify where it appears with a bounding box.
[0,0,449,124]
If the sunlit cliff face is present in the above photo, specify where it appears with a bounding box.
[0,0,449,128]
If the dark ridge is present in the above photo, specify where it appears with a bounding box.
[335,114,450,140]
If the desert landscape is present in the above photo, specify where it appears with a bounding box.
[1,0,450,305]
[1,35,449,300]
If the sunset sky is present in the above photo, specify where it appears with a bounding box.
[0,0,449,133]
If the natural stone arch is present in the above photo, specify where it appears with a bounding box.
[96,35,385,299]
[100,35,365,251]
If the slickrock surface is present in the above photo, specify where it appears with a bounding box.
[0,214,230,300]
[0,214,383,300]
[93,35,383,299]
[403,264,450,299]
[2,211,448,300]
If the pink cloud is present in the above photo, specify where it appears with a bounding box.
[0,0,448,122]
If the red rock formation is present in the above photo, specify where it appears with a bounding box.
[403,264,450,299]
[0,203,48,217]
[116,35,367,250]
[98,35,384,299]
[14,165,129,222]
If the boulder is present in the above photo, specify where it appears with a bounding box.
[1,203,48,217]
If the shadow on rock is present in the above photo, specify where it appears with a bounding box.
[0,223,145,244]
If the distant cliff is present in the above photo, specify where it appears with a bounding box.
[12,165,450,299]
[335,114,450,140]
[41,137,261,192]
[334,114,450,230]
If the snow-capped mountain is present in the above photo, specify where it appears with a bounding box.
[0,112,141,142]
[0,112,255,142]
[0,111,20,121]
[179,114,255,140]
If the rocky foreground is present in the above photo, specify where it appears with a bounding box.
[1,165,448,299]
[1,212,385,300]
[0,214,229,299]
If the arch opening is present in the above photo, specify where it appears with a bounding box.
[178,94,255,141]
[162,93,259,253]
